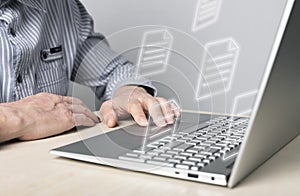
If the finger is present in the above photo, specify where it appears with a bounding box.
[157,98,175,124]
[170,101,181,118]
[55,102,77,127]
[100,100,118,128]
[66,104,100,123]
[128,102,148,126]
[62,96,84,105]
[143,96,167,127]
[73,113,96,127]
[37,93,63,104]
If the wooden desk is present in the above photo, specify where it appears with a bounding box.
[1,120,300,195]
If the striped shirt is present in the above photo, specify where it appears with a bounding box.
[0,0,153,103]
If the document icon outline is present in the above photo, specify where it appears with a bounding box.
[192,0,223,32]
[231,90,258,117]
[221,90,257,161]
[195,38,240,100]
[136,29,173,77]
[140,100,180,153]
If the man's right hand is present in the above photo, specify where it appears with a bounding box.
[0,93,99,141]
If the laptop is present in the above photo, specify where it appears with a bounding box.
[51,0,300,188]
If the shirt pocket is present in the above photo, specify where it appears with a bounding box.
[36,45,69,95]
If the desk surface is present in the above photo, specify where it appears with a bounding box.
[1,119,300,196]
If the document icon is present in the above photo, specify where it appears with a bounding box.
[140,100,180,152]
[136,29,173,77]
[195,38,240,100]
[231,90,258,117]
[192,0,223,32]
[222,90,257,161]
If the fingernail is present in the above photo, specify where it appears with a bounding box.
[167,119,174,124]
[108,119,114,127]
[97,116,101,123]
[160,123,167,128]
[159,121,167,128]
[139,118,148,126]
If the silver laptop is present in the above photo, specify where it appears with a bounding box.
[51,0,300,188]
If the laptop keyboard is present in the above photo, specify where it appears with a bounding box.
[118,116,248,171]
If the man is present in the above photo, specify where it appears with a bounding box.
[0,0,178,142]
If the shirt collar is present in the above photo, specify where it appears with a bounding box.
[17,0,46,12]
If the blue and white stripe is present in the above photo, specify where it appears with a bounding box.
[0,0,152,103]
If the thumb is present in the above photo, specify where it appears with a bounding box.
[100,100,118,128]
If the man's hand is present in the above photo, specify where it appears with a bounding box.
[100,86,180,128]
[0,93,99,141]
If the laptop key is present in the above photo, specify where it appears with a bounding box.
[224,147,233,151]
[161,141,183,150]
[182,160,197,166]
[210,146,222,150]
[175,164,190,170]
[147,143,161,148]
[203,159,212,164]
[161,136,173,141]
[188,157,203,162]
[193,146,207,150]
[146,151,160,156]
[186,147,199,153]
[160,153,174,158]
[197,162,206,168]
[209,156,217,161]
[182,136,196,140]
[171,135,183,140]
[229,144,237,148]
[233,133,245,137]
[234,141,242,146]
[194,139,205,143]
[194,154,208,159]
[214,152,222,158]
[210,137,221,141]
[174,155,189,160]
[199,142,212,146]
[185,141,199,146]
[177,139,190,143]
[196,136,207,141]
[166,150,180,155]
[140,154,154,160]
[159,141,170,145]
[153,156,167,161]
[126,153,139,157]
[177,132,188,136]
[135,147,155,153]
[215,142,228,147]
[191,166,200,171]
[168,158,182,164]
[180,152,194,157]
[153,148,166,153]
[146,160,175,167]
[204,140,217,145]
[200,148,219,156]
[118,156,145,163]
[173,144,193,152]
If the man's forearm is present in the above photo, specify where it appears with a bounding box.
[0,103,26,142]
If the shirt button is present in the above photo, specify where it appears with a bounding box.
[41,51,48,60]
[17,74,22,83]
[9,28,16,37]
